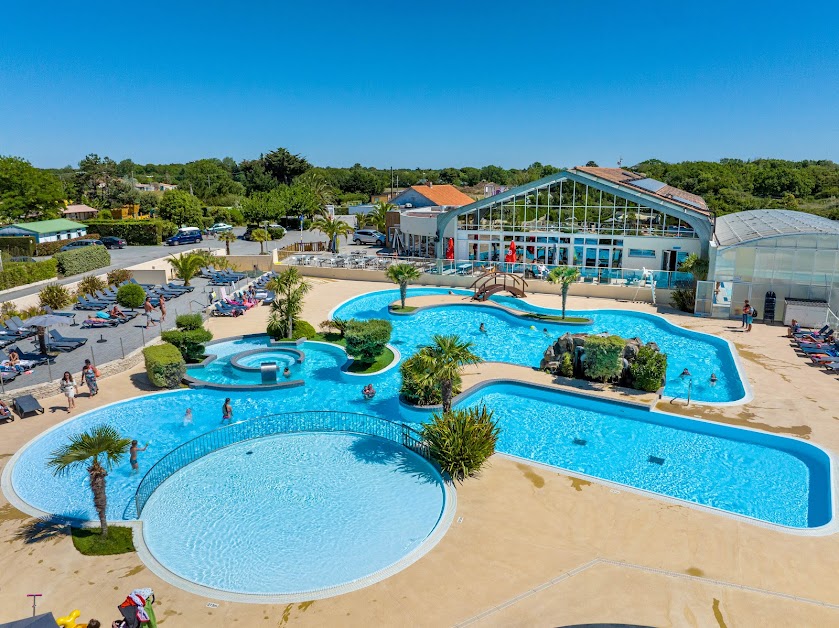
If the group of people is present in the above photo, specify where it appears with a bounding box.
[143,295,166,329]
[362,383,376,399]
[58,360,101,412]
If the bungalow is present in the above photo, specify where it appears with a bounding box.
[0,219,87,243]
[390,182,475,209]
[61,204,99,221]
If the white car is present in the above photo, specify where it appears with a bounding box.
[208,223,233,233]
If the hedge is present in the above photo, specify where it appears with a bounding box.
[83,219,178,245]
[35,234,101,257]
[116,283,146,308]
[345,318,392,362]
[0,236,35,257]
[0,259,57,290]
[54,245,111,277]
[143,343,186,388]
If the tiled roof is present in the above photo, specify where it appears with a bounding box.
[410,184,474,207]
[10,219,88,234]
[573,167,709,214]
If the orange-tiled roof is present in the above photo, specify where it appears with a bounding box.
[573,167,708,214]
[410,184,475,207]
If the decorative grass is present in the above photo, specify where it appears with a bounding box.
[524,313,591,324]
[71,526,135,555]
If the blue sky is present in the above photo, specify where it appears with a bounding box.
[1,1,838,169]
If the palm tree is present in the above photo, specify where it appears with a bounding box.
[386,262,422,308]
[294,171,335,206]
[547,266,581,320]
[267,267,311,338]
[417,334,483,412]
[251,228,271,254]
[47,425,131,537]
[312,214,353,253]
[366,201,394,233]
[167,252,204,286]
[217,230,237,255]
[678,253,709,281]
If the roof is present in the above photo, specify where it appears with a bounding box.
[406,184,474,207]
[715,210,839,247]
[61,204,98,215]
[9,219,87,234]
[573,167,709,214]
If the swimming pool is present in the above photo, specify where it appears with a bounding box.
[141,432,447,596]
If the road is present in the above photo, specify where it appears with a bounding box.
[3,227,345,302]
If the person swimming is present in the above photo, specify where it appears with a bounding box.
[710,373,718,386]
[362,384,375,399]
[283,367,291,379]
[479,323,487,333]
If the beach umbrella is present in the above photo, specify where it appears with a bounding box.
[23,314,72,355]
[504,240,517,262]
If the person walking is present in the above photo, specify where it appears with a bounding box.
[144,296,157,329]
[81,359,99,396]
[59,371,76,412]
[158,294,166,322]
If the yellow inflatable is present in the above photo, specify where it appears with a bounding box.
[55,609,86,627]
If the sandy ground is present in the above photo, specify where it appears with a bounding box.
[1,278,838,627]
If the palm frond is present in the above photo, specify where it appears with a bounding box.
[47,425,131,476]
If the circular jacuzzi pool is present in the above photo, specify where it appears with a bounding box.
[140,432,448,598]
[230,348,302,371]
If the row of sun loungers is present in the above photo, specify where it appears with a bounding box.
[791,325,839,372]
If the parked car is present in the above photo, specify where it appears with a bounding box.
[101,236,127,249]
[207,222,233,234]
[9,256,36,263]
[352,229,386,246]
[166,227,204,246]
[59,239,104,252]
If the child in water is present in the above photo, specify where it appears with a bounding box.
[183,408,193,426]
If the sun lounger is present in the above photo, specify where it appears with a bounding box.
[210,304,243,317]
[795,324,829,338]
[43,306,77,324]
[13,394,44,418]
[50,330,89,345]
[82,318,118,329]
[7,346,52,365]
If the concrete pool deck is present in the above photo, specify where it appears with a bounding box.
[1,278,838,626]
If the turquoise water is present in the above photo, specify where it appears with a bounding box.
[141,432,446,595]
[9,288,829,532]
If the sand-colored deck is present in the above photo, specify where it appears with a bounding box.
[1,278,838,627]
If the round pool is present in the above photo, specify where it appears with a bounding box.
[140,432,448,597]
[230,348,301,371]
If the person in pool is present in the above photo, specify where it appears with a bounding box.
[479,323,487,333]
[183,408,193,426]
[283,366,291,378]
[221,398,233,424]
[362,384,375,399]
[129,440,148,473]
[543,328,549,336]
[710,373,718,386]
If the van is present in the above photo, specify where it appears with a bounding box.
[166,227,204,246]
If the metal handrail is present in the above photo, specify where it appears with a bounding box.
[133,411,428,518]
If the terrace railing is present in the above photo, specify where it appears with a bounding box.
[133,411,428,519]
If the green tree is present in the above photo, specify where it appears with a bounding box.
[344,319,392,362]
[546,266,580,319]
[251,228,270,254]
[262,147,312,185]
[217,230,237,255]
[421,406,500,481]
[267,267,311,339]
[583,335,626,382]
[116,283,146,308]
[241,189,284,224]
[479,165,508,185]
[47,425,132,537]
[0,156,65,221]
[385,262,422,308]
[236,159,278,195]
[312,214,353,253]
[167,252,204,286]
[158,189,203,226]
[294,170,335,206]
[415,335,483,412]
[366,201,393,233]
[279,184,322,218]
[74,153,118,205]
[137,191,158,214]
[181,159,244,203]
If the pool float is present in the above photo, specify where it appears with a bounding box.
[55,609,85,627]
[529,325,537,330]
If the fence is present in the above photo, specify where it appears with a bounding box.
[133,410,428,518]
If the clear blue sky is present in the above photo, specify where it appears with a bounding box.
[1,1,838,169]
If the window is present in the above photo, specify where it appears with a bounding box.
[628,249,656,258]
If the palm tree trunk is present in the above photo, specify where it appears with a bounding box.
[260,240,265,255]
[225,241,231,255]
[441,379,453,413]
[89,464,109,537]
[400,282,407,308]
[561,285,568,320]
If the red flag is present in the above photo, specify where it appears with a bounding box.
[445,237,454,260]
[504,241,517,262]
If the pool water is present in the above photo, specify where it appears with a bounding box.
[141,432,446,595]
[234,351,297,370]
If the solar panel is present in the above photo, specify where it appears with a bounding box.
[672,195,706,210]
[627,177,667,193]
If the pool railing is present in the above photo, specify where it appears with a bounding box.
[133,411,428,518]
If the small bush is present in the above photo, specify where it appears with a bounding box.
[630,346,668,392]
[345,318,392,362]
[670,286,696,313]
[106,269,133,286]
[291,320,317,340]
[39,283,72,310]
[143,343,186,388]
[268,227,286,240]
[34,233,101,257]
[54,245,110,277]
[116,283,146,308]
[19,305,41,319]
[320,317,349,337]
[583,335,626,382]
[161,328,213,362]
[0,259,57,290]
[75,274,107,297]
[0,236,36,257]
[421,406,500,481]
[0,302,19,319]
[559,352,573,377]
[175,313,204,331]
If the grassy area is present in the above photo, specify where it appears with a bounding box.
[524,313,591,324]
[389,305,418,313]
[71,526,135,555]
[304,332,395,373]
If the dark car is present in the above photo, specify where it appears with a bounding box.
[101,236,127,249]
[59,239,104,252]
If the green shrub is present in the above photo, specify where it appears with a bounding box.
[54,245,110,277]
[143,343,186,388]
[670,286,696,313]
[345,318,392,362]
[35,233,101,257]
[0,236,35,257]
[75,274,107,297]
[96,209,112,220]
[0,259,57,290]
[175,313,204,331]
[421,406,500,481]
[116,283,146,308]
[291,320,317,340]
[161,328,213,362]
[400,353,463,406]
[106,269,133,286]
[559,352,573,377]
[629,346,668,392]
[19,305,41,319]
[39,283,72,310]
[583,335,626,382]
[0,302,19,319]
[83,219,176,245]
[268,227,286,240]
